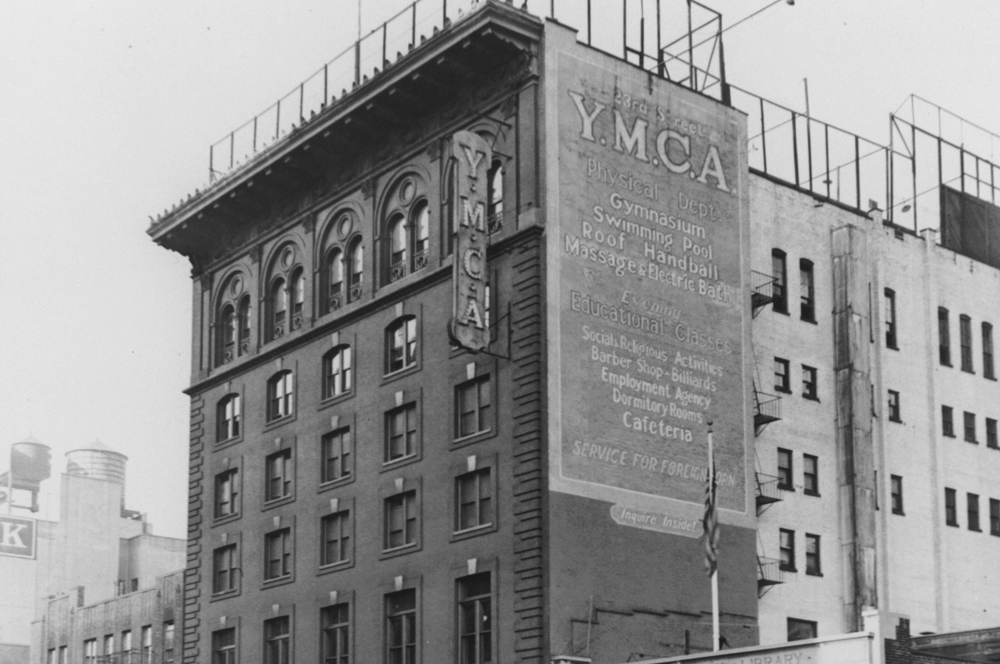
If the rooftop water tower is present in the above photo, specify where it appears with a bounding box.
[1,434,52,512]
[66,440,128,506]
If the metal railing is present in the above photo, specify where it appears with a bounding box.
[749,269,775,317]
[757,555,786,595]
[754,472,782,513]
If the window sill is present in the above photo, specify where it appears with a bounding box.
[209,588,240,603]
[380,542,420,560]
[803,490,820,498]
[451,522,497,543]
[986,374,997,381]
[381,364,420,386]
[318,475,354,493]
[940,362,953,368]
[779,566,796,573]
[889,418,902,424]
[262,495,295,512]
[965,440,979,445]
[212,512,241,527]
[263,413,297,432]
[381,454,421,473]
[946,522,959,528]
[318,391,354,412]
[775,388,792,395]
[943,433,955,439]
[987,444,999,450]
[961,368,975,375]
[805,571,823,577]
[261,574,295,590]
[892,510,905,516]
[969,527,983,533]
[317,559,354,576]
[803,395,820,402]
[886,344,899,351]
[800,317,817,325]
[451,428,496,450]
[778,485,795,492]
[772,308,789,316]
[214,435,244,451]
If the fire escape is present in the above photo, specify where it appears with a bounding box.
[749,269,787,597]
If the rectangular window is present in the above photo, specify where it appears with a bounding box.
[942,406,954,437]
[960,314,974,372]
[163,621,175,664]
[458,573,492,664]
[142,626,152,664]
[322,603,350,664]
[779,528,796,572]
[787,618,817,642]
[387,317,418,373]
[267,371,295,421]
[212,544,238,594]
[891,475,904,515]
[217,394,241,441]
[938,307,951,366]
[772,250,788,314]
[384,491,417,550]
[984,323,995,379]
[265,449,293,501]
[84,639,97,664]
[964,412,977,443]
[386,589,417,664]
[47,650,55,664]
[122,631,132,658]
[777,448,793,491]
[385,404,417,462]
[214,468,239,519]
[774,357,791,394]
[321,428,352,484]
[968,493,981,531]
[884,288,897,348]
[103,635,114,660]
[802,454,818,496]
[265,528,292,580]
[212,629,235,664]
[801,365,818,400]
[59,647,67,664]
[321,511,351,567]
[990,498,1000,537]
[987,418,998,449]
[887,390,901,423]
[456,468,493,532]
[799,259,815,322]
[456,376,492,438]
[264,617,290,664]
[804,534,821,576]
[945,488,958,526]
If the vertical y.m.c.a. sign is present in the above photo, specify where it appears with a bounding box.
[448,131,492,352]
[0,514,36,559]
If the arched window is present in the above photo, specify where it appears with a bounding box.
[349,239,364,303]
[412,203,430,270]
[237,297,252,354]
[386,316,417,374]
[216,394,241,442]
[327,249,344,312]
[270,278,287,339]
[487,159,503,233]
[291,268,305,332]
[389,214,408,282]
[323,345,353,399]
[267,370,295,422]
[215,272,252,367]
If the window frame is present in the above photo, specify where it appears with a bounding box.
[777,448,794,491]
[968,493,981,532]
[216,393,243,444]
[942,405,955,437]
[779,528,796,572]
[963,411,977,444]
[455,375,493,441]
[960,314,974,372]
[799,259,815,322]
[945,488,958,527]
[266,370,296,424]
[990,498,1000,537]
[384,402,419,466]
[385,588,419,664]
[212,543,239,595]
[383,490,419,554]
[804,533,821,576]
[163,621,175,664]
[884,288,897,349]
[887,390,901,423]
[787,618,817,642]
[264,448,295,505]
[263,616,291,664]
[771,249,788,314]
[938,307,951,366]
[385,316,419,376]
[321,601,352,664]
[802,454,819,496]
[984,322,995,379]
[890,475,904,515]
[320,508,353,570]
[211,628,236,664]
[457,572,494,664]
[215,273,253,367]
[321,426,354,488]
[801,365,818,401]
[322,344,354,402]
[263,524,294,585]
[213,466,241,521]
[455,467,495,535]
[774,357,791,394]
[987,418,998,449]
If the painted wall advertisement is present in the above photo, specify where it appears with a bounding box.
[550,52,749,535]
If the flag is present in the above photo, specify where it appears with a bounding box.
[702,437,720,577]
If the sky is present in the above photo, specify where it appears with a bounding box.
[1,0,998,539]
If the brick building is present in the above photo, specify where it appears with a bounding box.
[147,0,1000,662]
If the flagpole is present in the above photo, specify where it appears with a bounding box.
[708,424,720,651]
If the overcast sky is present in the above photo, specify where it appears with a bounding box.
[1,0,997,539]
